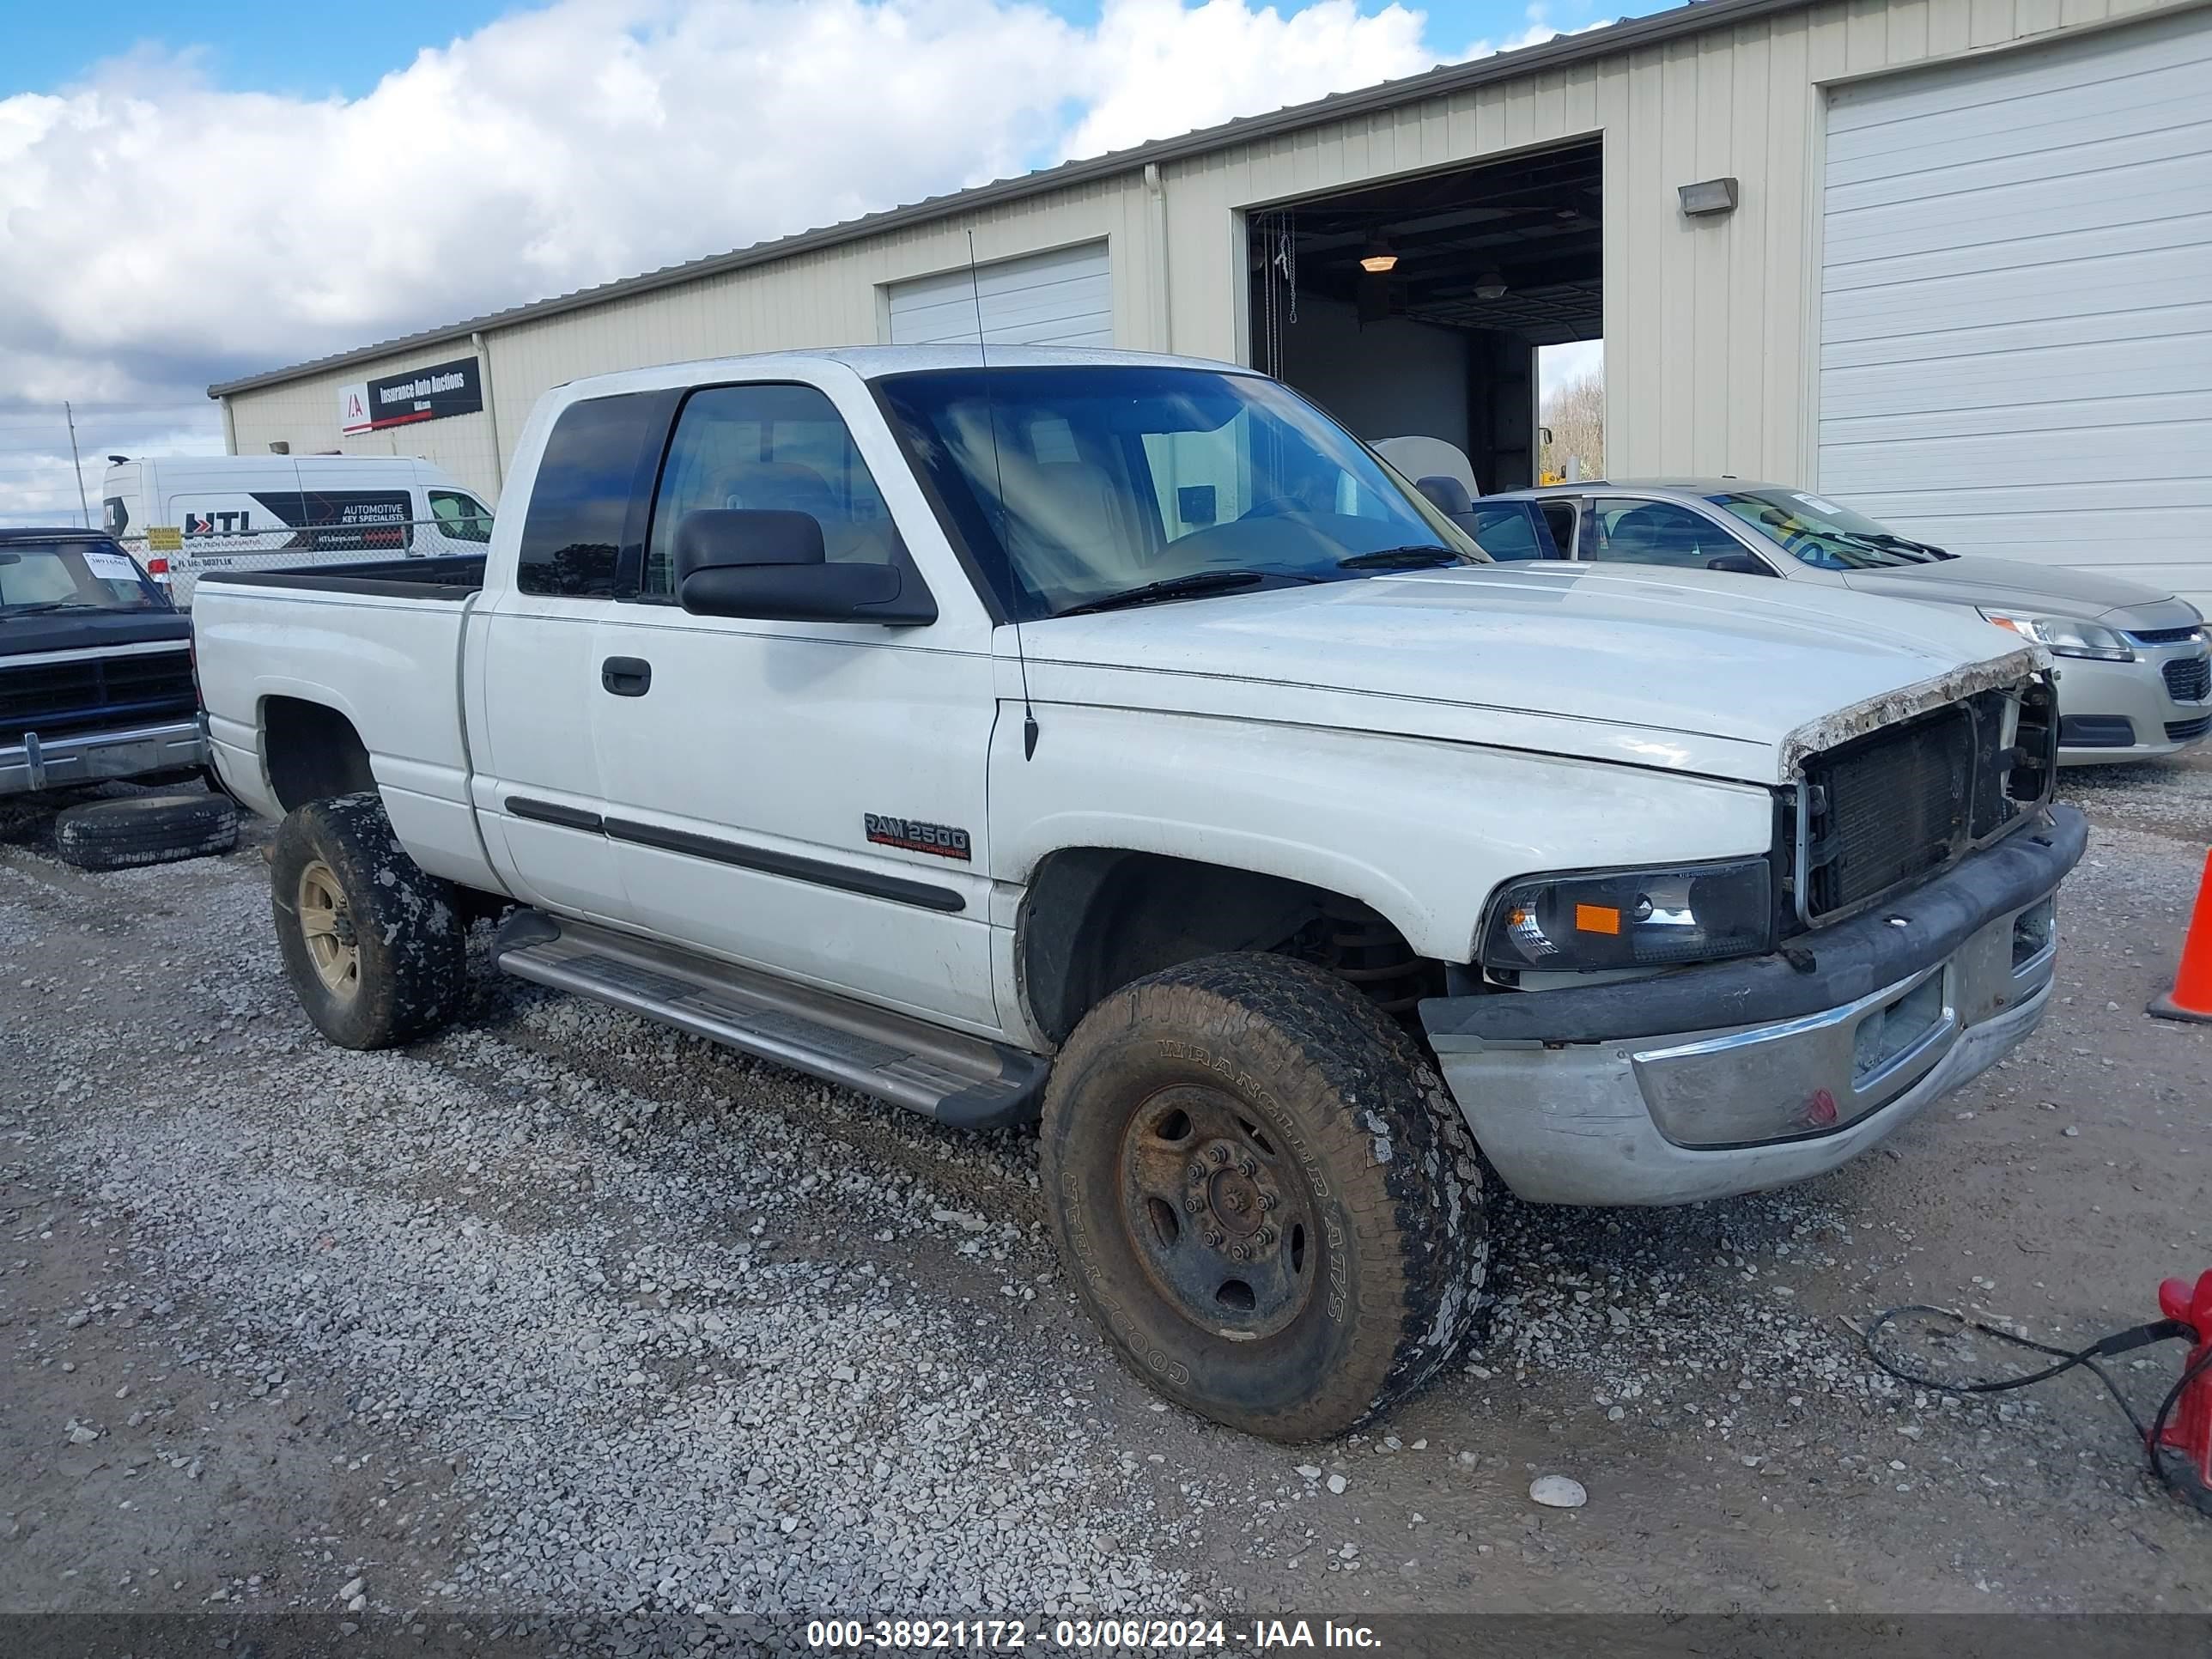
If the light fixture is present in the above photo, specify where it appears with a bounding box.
[1678,176,1740,217]
[1359,236,1398,274]
[1473,269,1509,301]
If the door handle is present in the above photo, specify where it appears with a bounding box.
[601,656,652,696]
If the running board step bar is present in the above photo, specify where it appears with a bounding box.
[492,911,1045,1130]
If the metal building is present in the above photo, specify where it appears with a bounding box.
[210,0,2212,605]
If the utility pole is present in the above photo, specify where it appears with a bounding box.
[64,402,90,528]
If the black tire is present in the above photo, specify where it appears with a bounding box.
[52,793,239,871]
[270,792,465,1050]
[1040,952,1487,1442]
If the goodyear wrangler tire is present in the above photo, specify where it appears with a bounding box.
[270,793,465,1050]
[1040,952,1487,1441]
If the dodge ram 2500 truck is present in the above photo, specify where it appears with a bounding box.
[193,347,2085,1441]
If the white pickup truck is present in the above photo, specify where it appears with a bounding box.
[194,346,2086,1440]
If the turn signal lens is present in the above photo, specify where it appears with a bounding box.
[1481,858,1773,974]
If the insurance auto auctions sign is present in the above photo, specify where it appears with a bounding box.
[338,356,484,434]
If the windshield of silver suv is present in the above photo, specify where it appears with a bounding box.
[877,365,1479,619]
[1708,488,1954,571]
[0,537,165,615]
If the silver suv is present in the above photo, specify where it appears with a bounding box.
[1471,480,2209,766]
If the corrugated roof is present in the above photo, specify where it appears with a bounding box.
[209,0,1812,399]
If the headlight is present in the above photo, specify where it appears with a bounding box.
[1479,858,1773,974]
[1979,610,2134,662]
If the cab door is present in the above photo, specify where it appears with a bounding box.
[586,374,1002,1033]
[470,388,678,922]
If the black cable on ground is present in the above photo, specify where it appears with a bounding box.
[1861,1304,2209,1512]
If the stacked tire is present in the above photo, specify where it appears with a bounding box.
[52,793,239,871]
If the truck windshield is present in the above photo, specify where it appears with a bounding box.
[875,365,1479,620]
[1709,488,1954,570]
[0,539,163,615]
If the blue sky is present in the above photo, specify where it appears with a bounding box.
[2,0,1614,97]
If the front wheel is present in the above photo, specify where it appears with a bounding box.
[270,793,465,1049]
[1040,953,1487,1441]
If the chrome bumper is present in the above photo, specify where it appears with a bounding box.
[0,716,208,797]
[1421,806,2084,1207]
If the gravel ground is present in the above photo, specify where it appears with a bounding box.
[5,754,2212,1642]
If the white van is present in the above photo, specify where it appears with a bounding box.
[100,455,496,605]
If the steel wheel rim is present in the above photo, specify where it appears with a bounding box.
[296,860,361,999]
[1117,1085,1317,1342]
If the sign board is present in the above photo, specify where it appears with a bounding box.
[339,356,484,434]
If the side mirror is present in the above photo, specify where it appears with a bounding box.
[1706,551,1775,577]
[672,508,936,625]
[1414,475,1474,517]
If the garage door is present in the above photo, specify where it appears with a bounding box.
[885,243,1112,349]
[1818,10,2212,605]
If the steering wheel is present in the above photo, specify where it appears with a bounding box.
[1238,495,1310,521]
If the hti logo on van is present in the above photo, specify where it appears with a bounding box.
[184,511,253,537]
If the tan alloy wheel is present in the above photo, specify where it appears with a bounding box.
[296,859,361,999]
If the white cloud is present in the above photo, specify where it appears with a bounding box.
[1061,0,1436,161]
[0,0,1595,520]
[1540,337,1603,397]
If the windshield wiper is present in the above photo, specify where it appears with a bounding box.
[1861,532,1951,560]
[0,600,101,617]
[1054,569,1274,617]
[1338,546,1463,570]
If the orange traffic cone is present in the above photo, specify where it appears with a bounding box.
[2150,848,2212,1023]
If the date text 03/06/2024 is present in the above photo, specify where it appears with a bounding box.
[805,1620,1384,1650]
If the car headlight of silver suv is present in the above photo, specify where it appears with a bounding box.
[1479,858,1773,974]
[1979,610,2135,662]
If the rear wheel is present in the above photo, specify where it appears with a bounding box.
[270,793,465,1049]
[1040,952,1486,1441]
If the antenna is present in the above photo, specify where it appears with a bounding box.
[64,402,89,528]
[969,229,1039,762]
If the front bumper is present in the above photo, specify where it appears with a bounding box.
[0,716,209,798]
[2053,645,2210,764]
[1419,805,2087,1206]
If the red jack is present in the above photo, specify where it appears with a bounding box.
[2155,1270,2212,1514]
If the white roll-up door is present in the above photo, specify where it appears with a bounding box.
[885,243,1112,349]
[1818,10,2212,605]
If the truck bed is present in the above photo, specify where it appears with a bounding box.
[195,555,486,600]
[191,561,495,891]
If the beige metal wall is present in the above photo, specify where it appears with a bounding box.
[222,351,510,501]
[1159,0,2200,482]
[222,0,2203,495]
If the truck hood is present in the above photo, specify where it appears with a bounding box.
[1018,563,2043,785]
[2,608,191,659]
[1838,554,2191,627]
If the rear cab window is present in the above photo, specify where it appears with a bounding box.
[514,391,680,598]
